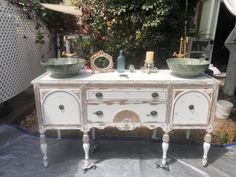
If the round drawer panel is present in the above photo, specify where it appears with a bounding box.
[42,90,81,125]
[173,91,209,125]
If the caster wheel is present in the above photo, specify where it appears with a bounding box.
[155,161,169,171]
[81,162,96,174]
[202,158,208,167]
[162,159,167,166]
[43,161,48,168]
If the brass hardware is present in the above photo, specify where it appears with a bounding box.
[173,36,189,58]
[173,0,189,58]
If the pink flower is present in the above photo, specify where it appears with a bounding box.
[101,36,108,41]
[141,24,145,31]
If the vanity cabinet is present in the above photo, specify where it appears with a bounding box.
[32,70,220,170]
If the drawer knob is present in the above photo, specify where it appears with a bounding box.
[58,105,64,111]
[150,111,158,116]
[95,111,103,116]
[95,92,103,98]
[189,105,194,110]
[152,92,159,98]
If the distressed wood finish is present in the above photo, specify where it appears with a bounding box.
[32,70,220,169]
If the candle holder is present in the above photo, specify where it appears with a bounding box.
[141,60,158,74]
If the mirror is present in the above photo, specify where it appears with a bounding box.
[90,50,113,73]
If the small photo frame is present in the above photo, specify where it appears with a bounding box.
[90,50,114,73]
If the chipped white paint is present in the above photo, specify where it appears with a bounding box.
[172,90,211,125]
[32,69,220,169]
[42,90,81,125]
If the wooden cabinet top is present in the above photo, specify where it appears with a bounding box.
[32,70,220,85]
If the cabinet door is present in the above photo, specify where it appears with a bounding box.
[41,89,81,125]
[172,90,212,125]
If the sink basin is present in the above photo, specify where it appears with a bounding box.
[40,57,86,78]
[166,58,210,78]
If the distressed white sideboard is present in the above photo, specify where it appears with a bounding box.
[31,70,220,170]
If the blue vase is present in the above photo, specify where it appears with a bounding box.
[117,50,125,72]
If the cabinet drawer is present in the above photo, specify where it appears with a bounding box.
[87,89,167,101]
[41,90,81,125]
[87,103,167,123]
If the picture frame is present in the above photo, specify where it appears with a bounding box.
[90,50,114,73]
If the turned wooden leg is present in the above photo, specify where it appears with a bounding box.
[91,127,96,140]
[90,128,98,153]
[82,131,95,172]
[202,133,211,167]
[83,132,90,162]
[152,128,157,140]
[57,130,61,140]
[186,129,191,139]
[162,133,169,166]
[40,130,48,168]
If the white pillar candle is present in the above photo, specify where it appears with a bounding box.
[145,51,154,63]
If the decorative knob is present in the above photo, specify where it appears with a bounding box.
[95,111,103,116]
[150,111,158,116]
[59,105,64,111]
[152,92,159,98]
[95,92,103,98]
[189,105,194,110]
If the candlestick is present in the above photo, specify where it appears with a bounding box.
[145,51,154,64]
[141,60,158,74]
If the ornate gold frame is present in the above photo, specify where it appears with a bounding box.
[90,50,114,73]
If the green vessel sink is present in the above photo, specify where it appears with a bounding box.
[40,57,86,78]
[166,58,210,78]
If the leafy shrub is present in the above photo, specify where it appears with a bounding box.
[73,0,197,65]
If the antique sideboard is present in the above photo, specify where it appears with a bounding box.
[31,70,220,171]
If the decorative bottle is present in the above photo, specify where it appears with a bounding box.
[117,50,125,72]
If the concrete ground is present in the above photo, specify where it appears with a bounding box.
[0,124,236,177]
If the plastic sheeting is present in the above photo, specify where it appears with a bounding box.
[0,124,236,177]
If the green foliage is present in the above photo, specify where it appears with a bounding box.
[8,0,198,61]
[73,36,94,59]
[73,0,197,62]
[233,129,236,142]
[7,0,75,44]
[220,132,229,144]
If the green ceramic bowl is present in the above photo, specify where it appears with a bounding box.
[40,57,86,78]
[166,58,210,78]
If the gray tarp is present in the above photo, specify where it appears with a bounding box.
[0,124,235,177]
